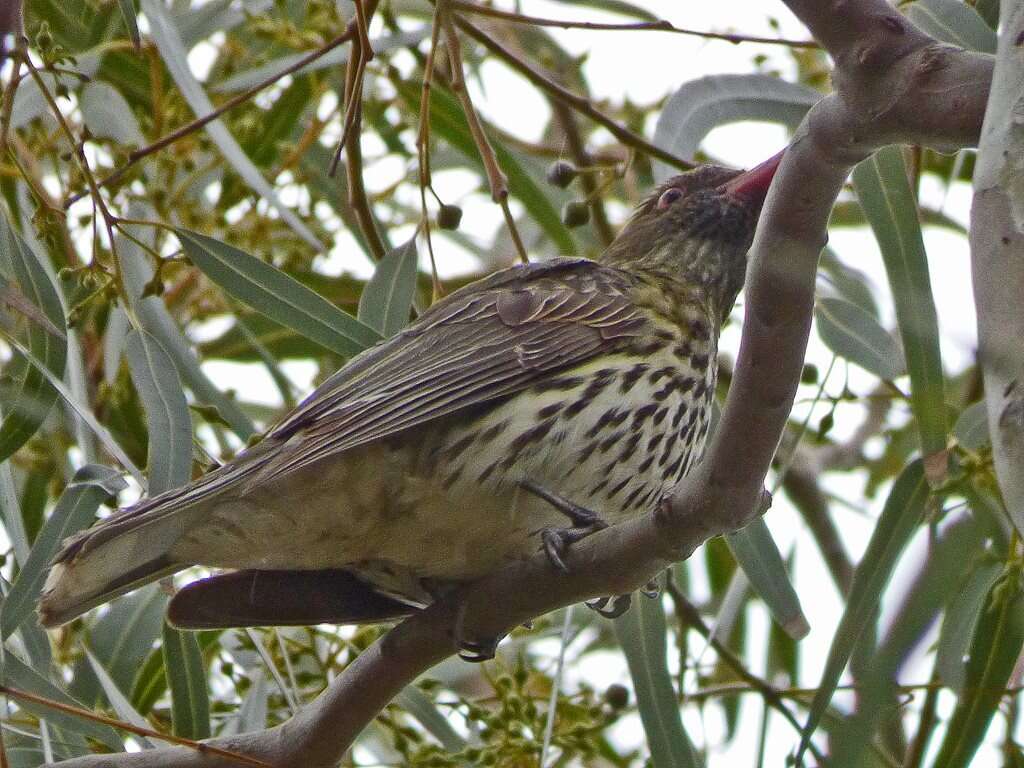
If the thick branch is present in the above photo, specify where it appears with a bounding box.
[970,2,1024,534]
[50,1,994,766]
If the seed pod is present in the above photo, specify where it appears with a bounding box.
[561,200,590,228]
[546,160,578,188]
[437,203,463,230]
[604,683,629,709]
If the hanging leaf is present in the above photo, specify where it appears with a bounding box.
[614,577,703,768]
[815,297,905,380]
[358,238,419,338]
[853,149,947,469]
[162,620,211,740]
[177,229,383,358]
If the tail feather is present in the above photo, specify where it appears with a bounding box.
[39,444,278,627]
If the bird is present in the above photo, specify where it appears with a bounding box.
[38,151,783,654]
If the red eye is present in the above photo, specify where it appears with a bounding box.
[657,188,682,210]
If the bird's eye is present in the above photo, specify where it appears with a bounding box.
[656,188,682,210]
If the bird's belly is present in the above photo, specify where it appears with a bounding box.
[176,353,715,603]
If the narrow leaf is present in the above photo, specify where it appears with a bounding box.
[904,0,997,52]
[0,213,67,462]
[125,329,193,496]
[796,460,929,761]
[394,686,467,752]
[115,0,140,48]
[815,297,905,380]
[139,0,324,251]
[358,238,419,338]
[178,229,382,357]
[0,652,123,750]
[653,74,818,179]
[162,621,210,740]
[853,149,947,463]
[614,577,703,768]
[726,518,809,639]
[82,649,154,748]
[933,565,1024,768]
[935,559,1003,693]
[0,465,125,639]
[954,400,991,451]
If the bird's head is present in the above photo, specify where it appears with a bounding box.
[601,150,783,321]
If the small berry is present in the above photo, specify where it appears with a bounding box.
[437,204,463,230]
[561,200,590,228]
[546,160,578,188]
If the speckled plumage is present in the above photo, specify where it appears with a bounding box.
[39,157,779,629]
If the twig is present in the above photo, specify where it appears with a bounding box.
[417,11,444,297]
[65,28,359,207]
[453,16,691,172]
[663,578,821,760]
[448,1,819,48]
[440,4,528,263]
[0,686,271,768]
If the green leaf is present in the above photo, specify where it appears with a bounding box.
[815,297,905,380]
[853,149,947,462]
[116,214,255,440]
[795,460,929,762]
[70,585,166,708]
[935,559,1003,693]
[726,518,809,639]
[394,686,467,752]
[83,648,154,747]
[0,331,145,486]
[139,0,324,251]
[116,0,140,49]
[0,651,123,750]
[830,514,986,767]
[904,0,997,52]
[817,248,880,318]
[933,566,1024,768]
[0,212,68,463]
[0,465,126,640]
[652,74,818,177]
[162,621,211,740]
[614,577,703,768]
[125,329,193,496]
[79,81,145,146]
[358,238,419,338]
[131,630,220,715]
[953,400,991,451]
[177,229,382,358]
[394,78,576,255]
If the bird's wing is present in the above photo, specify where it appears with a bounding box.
[254,257,650,480]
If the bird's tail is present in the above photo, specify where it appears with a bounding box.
[39,447,273,628]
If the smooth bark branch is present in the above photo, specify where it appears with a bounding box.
[50,1,995,766]
[970,1,1024,535]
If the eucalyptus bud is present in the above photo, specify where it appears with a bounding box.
[437,204,463,230]
[561,200,590,228]
[546,160,577,188]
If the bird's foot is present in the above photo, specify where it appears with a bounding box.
[641,579,661,599]
[521,480,608,573]
[585,594,632,618]
[452,602,504,662]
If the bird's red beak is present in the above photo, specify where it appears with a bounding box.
[719,149,785,206]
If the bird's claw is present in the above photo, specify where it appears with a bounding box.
[522,480,608,572]
[585,593,632,618]
[641,579,661,599]
[453,601,504,662]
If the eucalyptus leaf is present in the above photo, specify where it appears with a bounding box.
[953,400,991,450]
[614,577,703,768]
[80,81,144,146]
[125,329,193,496]
[726,518,809,639]
[934,559,1002,693]
[83,649,154,748]
[853,149,947,464]
[904,0,997,52]
[652,74,818,180]
[796,461,929,762]
[140,0,324,251]
[815,297,905,380]
[162,621,211,739]
[0,465,125,640]
[358,238,419,338]
[178,229,382,357]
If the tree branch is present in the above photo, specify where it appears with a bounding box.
[49,1,995,765]
[970,1,1024,536]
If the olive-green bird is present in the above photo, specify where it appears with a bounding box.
[39,152,782,648]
